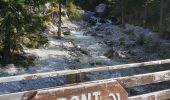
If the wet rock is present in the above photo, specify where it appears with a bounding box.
[88,16,98,25]
[62,27,71,35]
[104,49,113,58]
[106,19,113,24]
[105,47,130,58]
[79,47,91,55]
[97,32,104,37]
[88,16,114,26]
[26,54,38,65]
[105,40,114,46]
[109,17,120,25]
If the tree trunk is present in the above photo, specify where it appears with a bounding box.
[143,4,147,27]
[2,31,11,66]
[121,0,125,25]
[159,0,164,28]
[58,0,62,38]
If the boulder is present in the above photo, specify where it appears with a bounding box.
[62,27,71,35]
[109,17,120,25]
[105,47,129,58]
[79,47,90,55]
[88,16,98,25]
[95,3,107,17]
[26,54,38,65]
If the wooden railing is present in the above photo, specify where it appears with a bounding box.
[0,59,170,100]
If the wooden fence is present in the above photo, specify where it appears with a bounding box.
[0,59,170,100]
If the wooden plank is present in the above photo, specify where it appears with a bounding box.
[0,70,170,99]
[64,69,170,88]
[116,70,170,88]
[128,89,170,100]
[0,79,128,100]
[65,70,170,88]
[0,59,170,83]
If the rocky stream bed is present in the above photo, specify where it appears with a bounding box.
[0,21,170,96]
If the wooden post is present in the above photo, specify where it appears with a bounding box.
[65,73,85,84]
[65,65,85,84]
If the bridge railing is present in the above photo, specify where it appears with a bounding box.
[0,59,170,100]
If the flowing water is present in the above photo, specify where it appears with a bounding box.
[66,31,170,96]
[0,30,133,95]
[0,25,169,96]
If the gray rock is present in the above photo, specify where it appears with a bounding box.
[95,3,107,16]
[62,27,71,35]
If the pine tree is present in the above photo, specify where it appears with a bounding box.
[0,0,53,66]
